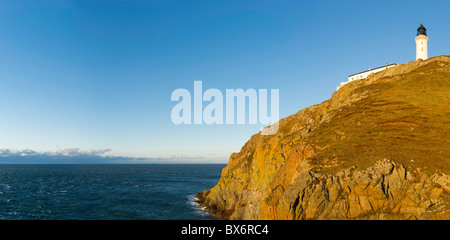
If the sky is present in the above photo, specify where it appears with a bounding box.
[0,0,449,163]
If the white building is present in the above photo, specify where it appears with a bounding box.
[415,24,428,61]
[337,64,397,90]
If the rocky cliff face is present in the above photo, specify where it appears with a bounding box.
[196,55,450,220]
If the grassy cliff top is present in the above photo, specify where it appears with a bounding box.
[275,55,450,175]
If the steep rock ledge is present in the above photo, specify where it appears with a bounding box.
[197,159,449,219]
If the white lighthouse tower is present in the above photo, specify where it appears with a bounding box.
[415,24,428,61]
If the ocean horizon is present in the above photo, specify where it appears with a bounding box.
[0,164,225,220]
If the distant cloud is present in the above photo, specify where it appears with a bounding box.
[0,148,111,157]
[0,148,228,164]
[43,148,112,157]
[0,148,118,164]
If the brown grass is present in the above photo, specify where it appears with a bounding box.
[306,60,450,175]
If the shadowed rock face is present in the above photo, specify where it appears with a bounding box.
[197,55,450,220]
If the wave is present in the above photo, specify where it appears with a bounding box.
[186,194,210,217]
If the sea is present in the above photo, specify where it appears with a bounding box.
[0,164,225,220]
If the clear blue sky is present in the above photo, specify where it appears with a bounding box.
[0,0,449,163]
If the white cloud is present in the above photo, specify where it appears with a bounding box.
[0,148,228,164]
[43,148,111,157]
[0,148,111,157]
[0,148,115,164]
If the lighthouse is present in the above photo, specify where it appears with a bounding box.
[415,24,428,61]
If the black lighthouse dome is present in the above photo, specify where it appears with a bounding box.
[417,24,427,36]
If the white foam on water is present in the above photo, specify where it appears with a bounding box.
[186,194,209,217]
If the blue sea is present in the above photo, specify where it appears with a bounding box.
[0,164,225,220]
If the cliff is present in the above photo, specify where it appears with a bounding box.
[196,55,450,220]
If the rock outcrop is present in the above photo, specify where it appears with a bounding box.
[197,55,450,220]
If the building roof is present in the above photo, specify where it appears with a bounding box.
[417,24,427,36]
[348,64,397,77]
